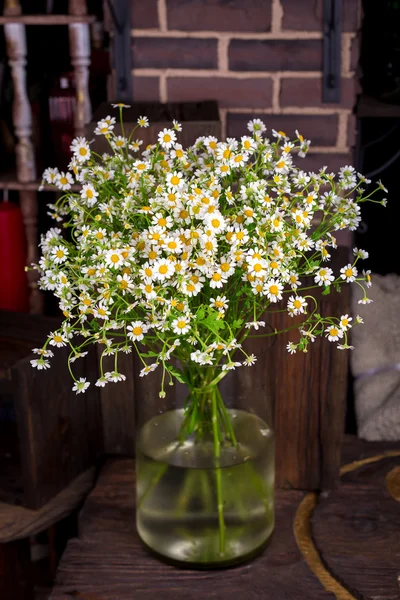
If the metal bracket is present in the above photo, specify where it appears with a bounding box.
[106,0,132,102]
[322,0,341,103]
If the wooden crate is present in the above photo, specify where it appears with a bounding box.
[0,311,103,509]
[85,100,221,152]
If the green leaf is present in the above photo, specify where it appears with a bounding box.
[196,307,205,321]
[334,282,341,293]
[322,286,331,295]
[232,318,244,329]
[168,366,186,384]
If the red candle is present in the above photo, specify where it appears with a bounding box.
[0,202,29,312]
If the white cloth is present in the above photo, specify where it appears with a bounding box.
[351,274,400,441]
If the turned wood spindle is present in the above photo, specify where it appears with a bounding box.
[69,23,92,137]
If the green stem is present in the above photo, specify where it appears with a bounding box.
[211,388,225,555]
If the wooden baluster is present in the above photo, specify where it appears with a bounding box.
[4,6,42,313]
[69,1,91,137]
[4,23,36,183]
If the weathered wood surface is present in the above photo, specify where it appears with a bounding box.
[51,438,400,600]
[312,455,400,600]
[51,459,332,600]
[98,350,135,456]
[0,311,103,508]
[0,468,95,543]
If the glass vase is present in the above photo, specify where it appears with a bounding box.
[135,365,275,568]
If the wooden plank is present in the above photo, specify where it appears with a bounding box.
[52,459,332,600]
[97,350,135,456]
[0,538,34,600]
[267,247,349,490]
[312,478,400,599]
[0,468,95,543]
[0,15,96,25]
[13,347,102,508]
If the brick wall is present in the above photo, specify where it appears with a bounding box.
[108,0,361,173]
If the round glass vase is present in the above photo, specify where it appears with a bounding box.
[135,365,275,568]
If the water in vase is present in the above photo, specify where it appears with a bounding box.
[136,408,275,565]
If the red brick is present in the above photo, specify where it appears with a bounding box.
[347,114,358,149]
[167,77,273,108]
[281,0,359,33]
[132,37,218,69]
[229,40,322,72]
[280,77,356,109]
[166,0,272,32]
[227,113,338,146]
[351,37,360,72]
[131,0,159,28]
[132,77,160,102]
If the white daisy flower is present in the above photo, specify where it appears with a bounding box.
[339,314,352,331]
[325,325,344,342]
[247,118,266,133]
[127,321,147,341]
[243,354,257,366]
[340,264,358,282]
[30,359,50,370]
[314,267,334,286]
[56,171,74,190]
[50,245,68,264]
[71,137,90,162]
[245,321,266,330]
[210,295,229,311]
[287,295,307,316]
[166,171,185,189]
[137,116,149,128]
[105,371,127,383]
[287,342,297,354]
[72,378,90,394]
[171,317,191,335]
[139,362,159,377]
[49,332,67,347]
[81,184,98,206]
[158,128,176,149]
[42,167,59,185]
[265,279,283,302]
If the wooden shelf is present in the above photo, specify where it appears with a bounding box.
[0,14,96,25]
[357,94,400,118]
[0,174,81,192]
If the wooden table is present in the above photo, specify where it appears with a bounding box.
[51,437,400,600]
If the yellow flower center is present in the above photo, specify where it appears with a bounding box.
[212,273,221,281]
[170,175,180,185]
[211,218,221,228]
[111,254,120,263]
[60,177,68,185]
[234,155,243,163]
[133,327,143,336]
[345,268,353,277]
[221,262,230,272]
[253,263,263,272]
[163,134,171,143]
[177,320,187,329]
[159,265,168,275]
[79,147,87,156]
[56,249,64,258]
[269,285,279,295]
[330,328,339,336]
[294,300,302,309]
[54,335,63,343]
[209,141,217,149]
